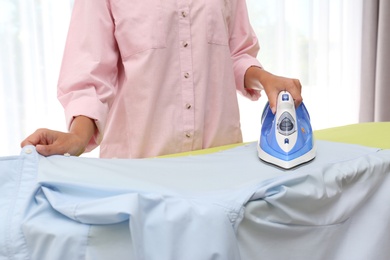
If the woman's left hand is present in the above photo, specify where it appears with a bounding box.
[244,67,302,114]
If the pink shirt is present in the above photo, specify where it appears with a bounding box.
[58,0,262,158]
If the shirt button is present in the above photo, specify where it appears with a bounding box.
[181,11,187,18]
[185,103,192,109]
[184,72,190,78]
[183,41,189,48]
[185,133,191,138]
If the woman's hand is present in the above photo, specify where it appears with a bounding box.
[244,66,302,113]
[20,116,96,156]
[21,129,88,156]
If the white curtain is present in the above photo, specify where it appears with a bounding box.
[0,0,364,156]
[0,0,72,156]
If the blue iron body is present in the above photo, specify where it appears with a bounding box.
[257,91,316,169]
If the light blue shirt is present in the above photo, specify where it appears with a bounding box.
[1,141,390,259]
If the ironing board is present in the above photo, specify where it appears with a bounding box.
[1,122,390,260]
[314,122,390,149]
[160,122,390,157]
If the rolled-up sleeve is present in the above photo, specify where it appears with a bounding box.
[57,0,119,151]
[229,0,262,101]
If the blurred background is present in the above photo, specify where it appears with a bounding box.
[1,0,388,156]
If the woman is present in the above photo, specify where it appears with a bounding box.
[21,0,302,158]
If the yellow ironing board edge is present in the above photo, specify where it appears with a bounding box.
[157,142,250,158]
[158,122,390,158]
[314,122,390,149]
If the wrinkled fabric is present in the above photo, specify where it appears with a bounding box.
[58,0,262,158]
[1,141,390,260]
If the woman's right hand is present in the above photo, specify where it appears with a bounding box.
[20,116,97,156]
[21,129,88,156]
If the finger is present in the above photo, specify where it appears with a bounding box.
[20,129,47,148]
[267,91,279,114]
[36,137,86,157]
[35,144,68,156]
[286,79,303,107]
[245,88,262,101]
[21,139,34,148]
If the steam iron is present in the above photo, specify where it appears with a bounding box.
[257,91,316,169]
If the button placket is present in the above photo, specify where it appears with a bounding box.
[177,3,195,151]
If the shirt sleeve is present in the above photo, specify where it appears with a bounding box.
[57,0,119,151]
[228,0,263,101]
